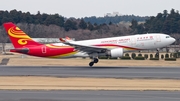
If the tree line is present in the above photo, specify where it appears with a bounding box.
[0,10,64,27]
[131,9,180,34]
[0,9,148,32]
[84,15,149,25]
[0,9,133,44]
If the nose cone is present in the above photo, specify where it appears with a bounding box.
[168,37,176,45]
[172,37,176,43]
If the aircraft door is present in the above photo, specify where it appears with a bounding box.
[131,37,136,45]
[156,35,161,42]
[41,46,46,53]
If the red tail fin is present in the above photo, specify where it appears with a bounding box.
[3,22,42,48]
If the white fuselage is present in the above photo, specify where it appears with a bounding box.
[53,33,175,57]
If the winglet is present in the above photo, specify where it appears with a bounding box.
[59,38,66,42]
[59,36,73,43]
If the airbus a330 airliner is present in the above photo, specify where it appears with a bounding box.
[3,22,175,66]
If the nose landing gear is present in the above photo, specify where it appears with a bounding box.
[155,49,159,58]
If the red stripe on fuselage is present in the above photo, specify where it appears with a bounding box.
[93,44,141,50]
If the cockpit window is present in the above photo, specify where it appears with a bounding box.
[166,36,170,38]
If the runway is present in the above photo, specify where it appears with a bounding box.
[0,90,180,101]
[0,66,180,79]
[1,66,180,101]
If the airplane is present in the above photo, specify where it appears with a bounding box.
[3,22,176,66]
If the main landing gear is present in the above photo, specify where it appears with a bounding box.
[89,58,99,67]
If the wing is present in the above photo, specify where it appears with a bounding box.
[59,38,107,54]
[65,42,107,53]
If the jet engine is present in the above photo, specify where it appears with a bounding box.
[107,48,123,57]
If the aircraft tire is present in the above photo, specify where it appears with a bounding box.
[94,58,99,63]
[89,62,94,67]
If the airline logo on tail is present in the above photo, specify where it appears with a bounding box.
[3,22,42,48]
[8,26,31,45]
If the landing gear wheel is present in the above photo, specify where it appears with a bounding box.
[94,58,99,63]
[89,62,94,67]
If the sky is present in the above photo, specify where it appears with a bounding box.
[0,0,180,18]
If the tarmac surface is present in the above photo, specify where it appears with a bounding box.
[0,90,180,101]
[1,65,180,101]
[0,66,180,79]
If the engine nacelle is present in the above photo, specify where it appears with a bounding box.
[107,48,123,57]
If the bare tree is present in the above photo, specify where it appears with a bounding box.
[0,26,9,54]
